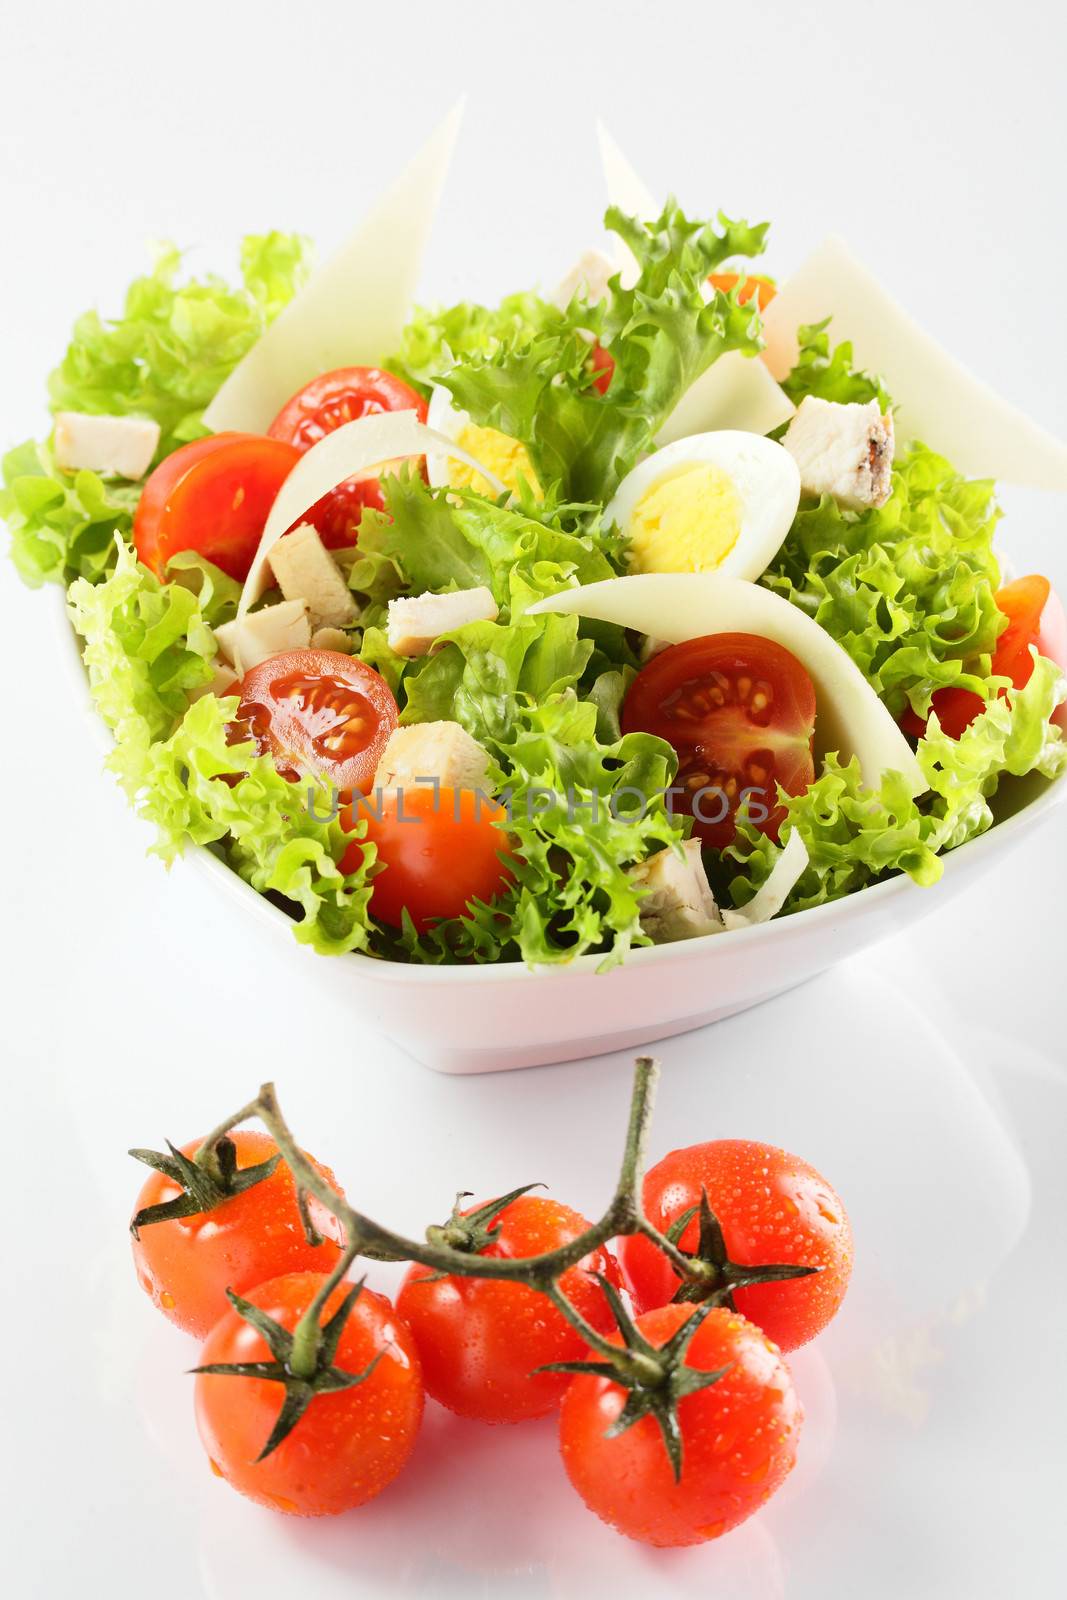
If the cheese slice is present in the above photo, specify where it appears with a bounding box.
[232,411,505,672]
[721,828,809,930]
[203,103,463,434]
[528,573,926,797]
[761,235,1067,489]
[656,351,795,444]
[596,122,656,288]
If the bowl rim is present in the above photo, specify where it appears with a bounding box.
[56,587,1066,985]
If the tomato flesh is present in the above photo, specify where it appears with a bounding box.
[268,366,428,549]
[558,1303,801,1547]
[195,1272,423,1516]
[130,1130,345,1339]
[618,1139,853,1352]
[341,785,515,931]
[902,574,1067,740]
[621,633,817,850]
[708,271,776,309]
[231,649,398,794]
[133,433,301,581]
[396,1194,621,1424]
[589,342,615,395]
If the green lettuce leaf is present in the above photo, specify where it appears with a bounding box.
[781,319,892,410]
[727,654,1067,913]
[440,201,766,504]
[762,442,1004,719]
[68,540,376,955]
[390,291,573,391]
[4,233,311,587]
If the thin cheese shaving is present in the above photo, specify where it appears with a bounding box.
[722,829,809,930]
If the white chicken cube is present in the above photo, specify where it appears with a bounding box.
[629,839,724,943]
[214,599,310,672]
[374,721,493,793]
[53,412,161,479]
[189,657,240,703]
[782,396,895,510]
[267,522,359,630]
[387,587,499,658]
[310,626,353,653]
[550,249,616,312]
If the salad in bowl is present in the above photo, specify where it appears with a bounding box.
[5,120,1066,987]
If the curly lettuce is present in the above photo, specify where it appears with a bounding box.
[440,201,767,503]
[762,442,1004,720]
[781,318,892,410]
[727,654,1067,913]
[3,233,311,587]
[68,542,376,955]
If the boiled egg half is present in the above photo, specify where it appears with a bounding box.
[426,384,543,500]
[605,430,801,581]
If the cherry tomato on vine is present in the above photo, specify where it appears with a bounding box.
[901,575,1067,740]
[396,1193,621,1423]
[619,1140,852,1351]
[621,633,817,850]
[130,1130,345,1339]
[340,786,515,932]
[268,366,428,548]
[195,1272,423,1516]
[559,1302,801,1547]
[230,648,398,794]
[133,433,301,582]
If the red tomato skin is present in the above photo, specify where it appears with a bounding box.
[341,786,515,931]
[618,1140,852,1352]
[233,649,398,795]
[133,433,301,581]
[396,1195,621,1424]
[904,576,1067,739]
[559,1303,801,1547]
[130,1131,345,1339]
[589,343,615,395]
[621,633,817,851]
[268,366,428,550]
[195,1273,423,1517]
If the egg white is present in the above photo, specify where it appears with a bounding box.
[605,430,801,582]
[425,383,470,488]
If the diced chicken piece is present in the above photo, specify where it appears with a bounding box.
[782,396,895,510]
[629,839,724,943]
[53,412,161,479]
[189,657,240,703]
[550,249,616,312]
[267,522,359,629]
[214,599,310,672]
[310,626,353,653]
[374,721,493,793]
[387,586,499,658]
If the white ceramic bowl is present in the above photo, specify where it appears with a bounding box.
[59,596,1064,1073]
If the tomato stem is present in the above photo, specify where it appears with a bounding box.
[192,1098,264,1186]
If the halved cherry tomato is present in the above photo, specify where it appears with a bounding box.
[341,785,514,931]
[268,366,428,549]
[708,271,776,309]
[231,649,397,794]
[396,1193,621,1424]
[621,633,817,850]
[195,1272,423,1516]
[589,342,615,395]
[558,1303,801,1547]
[133,433,301,581]
[130,1130,345,1339]
[902,575,1067,740]
[618,1139,853,1352]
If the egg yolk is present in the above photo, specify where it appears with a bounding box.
[628,462,743,573]
[448,423,543,500]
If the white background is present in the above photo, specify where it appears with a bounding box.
[2,2,1066,1595]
